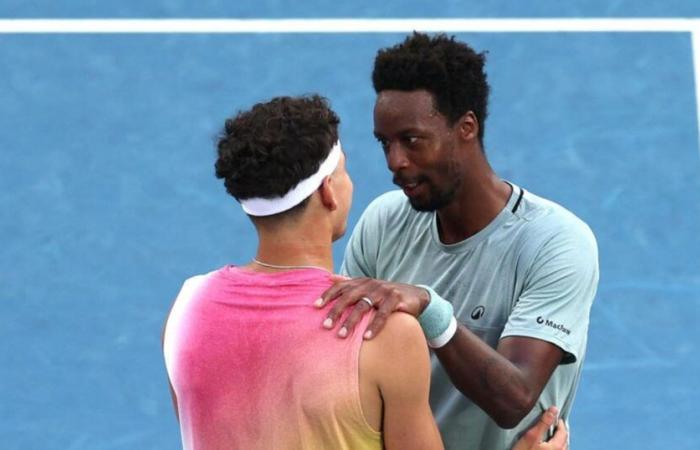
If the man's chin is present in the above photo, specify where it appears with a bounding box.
[407,196,440,212]
[405,189,455,212]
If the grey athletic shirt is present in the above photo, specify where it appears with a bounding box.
[341,184,599,450]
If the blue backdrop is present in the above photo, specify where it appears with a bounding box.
[2,4,700,450]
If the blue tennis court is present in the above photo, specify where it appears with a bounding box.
[2,3,700,449]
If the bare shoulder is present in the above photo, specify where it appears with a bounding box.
[358,314,442,450]
[361,312,430,387]
[368,312,425,351]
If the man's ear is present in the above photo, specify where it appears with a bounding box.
[457,111,479,141]
[318,176,337,211]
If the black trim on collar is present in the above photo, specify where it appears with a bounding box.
[512,187,525,213]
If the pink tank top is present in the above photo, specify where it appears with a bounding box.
[163,266,382,450]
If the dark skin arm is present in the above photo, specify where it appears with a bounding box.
[435,329,563,428]
[317,278,563,428]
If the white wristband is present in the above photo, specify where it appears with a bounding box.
[427,316,458,348]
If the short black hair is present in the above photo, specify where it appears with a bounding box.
[372,32,490,144]
[215,95,340,215]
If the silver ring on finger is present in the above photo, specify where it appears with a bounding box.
[360,296,374,308]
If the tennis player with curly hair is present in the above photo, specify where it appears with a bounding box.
[162,93,567,450]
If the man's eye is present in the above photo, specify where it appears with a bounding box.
[405,136,418,145]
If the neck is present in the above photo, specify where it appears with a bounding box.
[436,161,511,244]
[252,216,335,273]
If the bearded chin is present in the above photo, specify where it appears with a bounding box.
[407,184,457,212]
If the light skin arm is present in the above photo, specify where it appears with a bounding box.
[363,313,443,450]
[317,278,562,428]
[512,406,568,450]
[161,305,180,422]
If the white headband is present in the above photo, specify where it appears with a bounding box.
[240,141,342,217]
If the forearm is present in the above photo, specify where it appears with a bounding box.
[434,326,536,428]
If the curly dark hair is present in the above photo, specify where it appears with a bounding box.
[372,32,490,144]
[215,95,340,215]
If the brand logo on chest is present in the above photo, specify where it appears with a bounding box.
[470,305,486,320]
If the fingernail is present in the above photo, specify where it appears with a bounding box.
[363,330,372,339]
[338,327,348,338]
[314,298,324,307]
[323,318,333,329]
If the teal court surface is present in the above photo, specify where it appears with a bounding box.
[2,3,700,449]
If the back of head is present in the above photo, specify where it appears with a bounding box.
[372,32,491,144]
[215,95,340,219]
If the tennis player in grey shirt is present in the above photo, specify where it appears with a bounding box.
[339,186,596,449]
[316,33,598,449]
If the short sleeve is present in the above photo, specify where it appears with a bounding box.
[501,223,599,364]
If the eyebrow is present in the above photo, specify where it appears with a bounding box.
[374,127,425,138]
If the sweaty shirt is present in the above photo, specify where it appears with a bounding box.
[163,266,382,450]
[341,184,599,450]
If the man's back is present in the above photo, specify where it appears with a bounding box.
[163,266,383,450]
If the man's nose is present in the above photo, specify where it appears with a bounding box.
[386,143,409,173]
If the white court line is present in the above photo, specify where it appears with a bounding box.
[692,31,700,155]
[1,18,699,149]
[0,18,700,33]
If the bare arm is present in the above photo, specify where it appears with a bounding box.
[435,330,562,428]
[318,278,562,427]
[167,380,179,422]
[162,305,180,422]
[362,313,443,450]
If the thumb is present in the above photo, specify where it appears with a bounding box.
[395,301,421,317]
[330,274,351,282]
[541,406,558,428]
[530,406,558,441]
[513,407,558,450]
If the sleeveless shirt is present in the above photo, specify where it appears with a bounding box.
[163,266,382,450]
